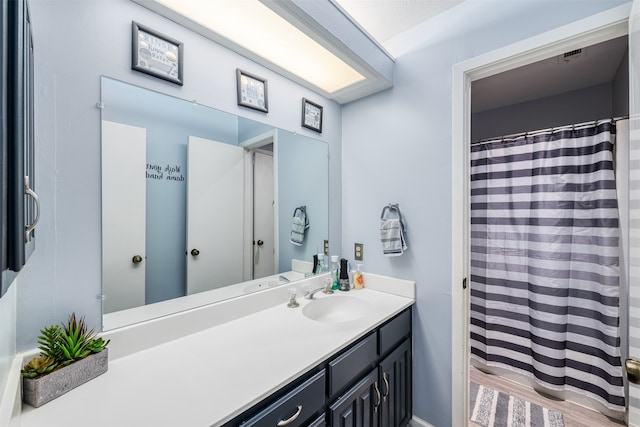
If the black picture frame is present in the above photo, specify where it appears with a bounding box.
[132,21,183,86]
[301,98,323,133]
[236,68,268,113]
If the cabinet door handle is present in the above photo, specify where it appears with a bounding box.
[383,371,390,402]
[24,176,40,242]
[277,405,302,426]
[374,381,381,413]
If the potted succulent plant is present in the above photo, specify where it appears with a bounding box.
[21,313,110,408]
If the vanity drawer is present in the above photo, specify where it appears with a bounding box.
[378,308,411,356]
[240,370,325,427]
[328,332,377,397]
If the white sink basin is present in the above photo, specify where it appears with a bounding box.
[302,295,372,323]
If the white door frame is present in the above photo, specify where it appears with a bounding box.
[240,130,279,280]
[450,4,632,425]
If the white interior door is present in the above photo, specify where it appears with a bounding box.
[253,151,275,279]
[186,136,244,295]
[626,0,640,423]
[101,120,146,313]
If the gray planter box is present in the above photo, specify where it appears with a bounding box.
[23,349,108,408]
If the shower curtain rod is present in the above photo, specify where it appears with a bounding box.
[471,115,629,146]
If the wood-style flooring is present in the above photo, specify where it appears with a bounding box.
[469,367,626,427]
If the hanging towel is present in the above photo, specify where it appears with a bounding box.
[380,204,407,256]
[290,206,309,246]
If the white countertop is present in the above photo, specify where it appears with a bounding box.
[18,275,414,427]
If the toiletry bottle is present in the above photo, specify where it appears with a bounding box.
[339,258,350,291]
[354,264,364,290]
[317,253,327,274]
[331,255,340,290]
[312,254,319,274]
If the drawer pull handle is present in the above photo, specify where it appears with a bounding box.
[24,176,40,242]
[383,372,390,402]
[277,405,302,426]
[374,381,381,413]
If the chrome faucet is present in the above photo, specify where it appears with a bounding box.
[305,281,334,299]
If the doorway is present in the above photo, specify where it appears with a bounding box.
[469,36,628,420]
[252,149,276,279]
[240,130,278,281]
[450,4,634,426]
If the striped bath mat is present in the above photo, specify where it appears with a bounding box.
[470,382,564,427]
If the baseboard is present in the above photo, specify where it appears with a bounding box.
[410,415,435,427]
[0,355,23,427]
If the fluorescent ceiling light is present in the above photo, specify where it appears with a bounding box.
[154,0,365,93]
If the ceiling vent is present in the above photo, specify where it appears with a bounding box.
[562,48,585,62]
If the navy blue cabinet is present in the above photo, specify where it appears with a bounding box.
[225,307,412,427]
[378,339,411,427]
[1,0,37,297]
[240,370,326,427]
[329,370,379,427]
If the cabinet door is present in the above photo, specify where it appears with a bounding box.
[378,339,411,427]
[329,370,379,427]
[308,414,326,427]
[4,0,36,288]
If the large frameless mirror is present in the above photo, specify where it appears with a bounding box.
[100,77,328,330]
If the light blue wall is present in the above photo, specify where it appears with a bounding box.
[19,0,342,351]
[277,132,329,272]
[341,1,629,425]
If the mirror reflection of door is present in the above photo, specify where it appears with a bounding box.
[252,150,275,279]
[101,120,146,313]
[186,136,244,295]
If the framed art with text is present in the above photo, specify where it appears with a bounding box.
[236,68,268,113]
[132,21,183,86]
[301,98,323,133]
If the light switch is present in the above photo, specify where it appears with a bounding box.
[324,240,329,255]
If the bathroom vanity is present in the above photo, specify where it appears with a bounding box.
[16,274,414,427]
[225,307,412,426]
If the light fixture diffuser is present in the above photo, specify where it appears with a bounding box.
[154,0,365,93]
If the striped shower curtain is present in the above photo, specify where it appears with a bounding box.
[469,120,625,412]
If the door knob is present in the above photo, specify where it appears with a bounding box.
[191,249,200,257]
[626,358,640,384]
[257,240,264,246]
[132,255,143,264]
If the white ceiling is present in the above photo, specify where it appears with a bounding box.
[332,1,628,111]
[332,0,464,44]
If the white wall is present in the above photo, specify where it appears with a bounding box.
[18,0,342,351]
[0,279,17,405]
[341,1,629,425]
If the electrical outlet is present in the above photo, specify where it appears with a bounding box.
[324,240,329,255]
[355,243,363,261]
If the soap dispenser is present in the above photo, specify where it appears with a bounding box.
[339,258,350,291]
[354,264,364,290]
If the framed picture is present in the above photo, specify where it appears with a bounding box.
[236,69,268,113]
[132,21,184,86]
[301,98,323,133]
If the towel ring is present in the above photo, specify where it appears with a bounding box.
[380,203,406,232]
